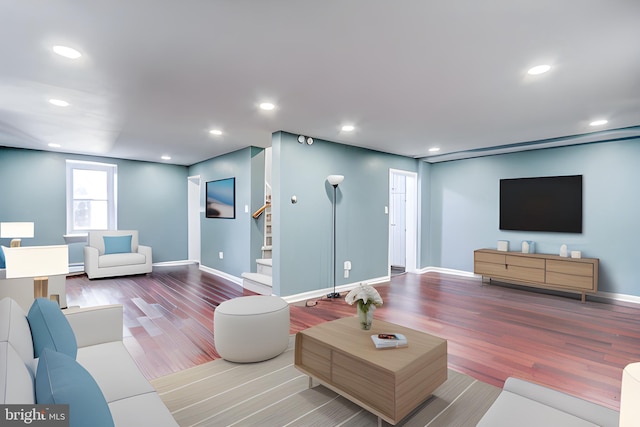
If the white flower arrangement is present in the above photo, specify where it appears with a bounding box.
[345,283,383,312]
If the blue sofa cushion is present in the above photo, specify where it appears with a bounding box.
[28,298,77,359]
[36,348,114,427]
[103,235,132,255]
[0,246,5,269]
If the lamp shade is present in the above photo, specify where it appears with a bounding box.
[620,362,640,427]
[2,245,69,279]
[327,175,344,186]
[0,222,34,239]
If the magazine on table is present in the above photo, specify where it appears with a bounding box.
[371,333,408,349]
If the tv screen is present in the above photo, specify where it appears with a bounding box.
[206,178,235,219]
[500,175,582,233]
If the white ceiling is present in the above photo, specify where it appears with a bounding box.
[1,1,639,166]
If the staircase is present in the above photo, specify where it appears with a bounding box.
[242,202,273,295]
[242,148,274,295]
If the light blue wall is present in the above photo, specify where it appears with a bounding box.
[272,132,419,296]
[189,147,264,277]
[0,147,188,263]
[427,139,640,295]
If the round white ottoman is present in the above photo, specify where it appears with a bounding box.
[214,295,290,363]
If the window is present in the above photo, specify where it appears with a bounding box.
[66,160,117,233]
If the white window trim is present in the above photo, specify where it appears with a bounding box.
[66,160,118,234]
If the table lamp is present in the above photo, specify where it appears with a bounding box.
[2,245,69,301]
[0,222,35,247]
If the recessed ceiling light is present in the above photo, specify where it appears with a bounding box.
[589,119,608,126]
[48,143,61,148]
[428,147,440,153]
[341,124,355,132]
[209,129,223,136]
[161,155,171,160]
[259,102,275,111]
[527,64,551,75]
[48,99,69,107]
[52,45,82,59]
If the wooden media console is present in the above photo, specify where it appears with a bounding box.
[474,249,599,302]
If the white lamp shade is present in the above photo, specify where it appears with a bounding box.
[621,362,640,427]
[327,175,344,186]
[2,245,69,278]
[0,222,34,239]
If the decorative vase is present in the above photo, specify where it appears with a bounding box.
[357,300,374,330]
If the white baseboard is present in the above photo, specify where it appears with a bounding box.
[589,291,640,305]
[152,260,194,267]
[416,266,480,278]
[198,265,243,290]
[281,276,390,304]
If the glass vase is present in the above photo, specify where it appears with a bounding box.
[357,301,374,330]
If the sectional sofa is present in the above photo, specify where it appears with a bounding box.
[477,376,619,426]
[0,297,177,426]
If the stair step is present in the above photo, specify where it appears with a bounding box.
[241,273,272,295]
[256,258,272,276]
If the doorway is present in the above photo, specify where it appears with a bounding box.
[389,169,417,275]
[187,175,201,263]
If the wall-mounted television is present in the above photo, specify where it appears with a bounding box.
[206,177,235,219]
[500,175,582,233]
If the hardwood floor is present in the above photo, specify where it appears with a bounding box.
[65,264,640,411]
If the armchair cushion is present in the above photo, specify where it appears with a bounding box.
[99,253,147,268]
[103,235,132,255]
[28,298,77,359]
[36,348,114,427]
[88,230,139,256]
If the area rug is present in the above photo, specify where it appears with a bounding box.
[150,337,500,426]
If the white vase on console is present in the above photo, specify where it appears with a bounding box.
[559,244,568,257]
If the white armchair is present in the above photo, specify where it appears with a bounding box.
[83,230,152,279]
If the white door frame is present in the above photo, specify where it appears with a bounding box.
[389,169,417,274]
[187,175,201,263]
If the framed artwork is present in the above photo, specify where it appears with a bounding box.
[206,178,235,219]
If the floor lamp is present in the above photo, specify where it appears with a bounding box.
[326,175,344,299]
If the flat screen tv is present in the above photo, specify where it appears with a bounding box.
[500,175,582,233]
[206,177,235,219]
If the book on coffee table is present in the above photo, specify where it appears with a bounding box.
[371,333,408,349]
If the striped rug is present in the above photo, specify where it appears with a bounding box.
[150,337,500,426]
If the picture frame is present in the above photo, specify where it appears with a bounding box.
[206,178,235,219]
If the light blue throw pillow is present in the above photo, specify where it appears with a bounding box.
[103,235,132,255]
[0,246,5,269]
[28,298,77,359]
[36,348,114,427]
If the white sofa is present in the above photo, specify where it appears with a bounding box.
[0,297,177,426]
[84,230,152,279]
[477,377,619,427]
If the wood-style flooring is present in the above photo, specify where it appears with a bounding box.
[65,264,640,411]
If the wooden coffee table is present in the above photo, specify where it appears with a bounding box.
[294,317,447,425]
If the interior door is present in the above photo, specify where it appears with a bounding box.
[390,173,406,268]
